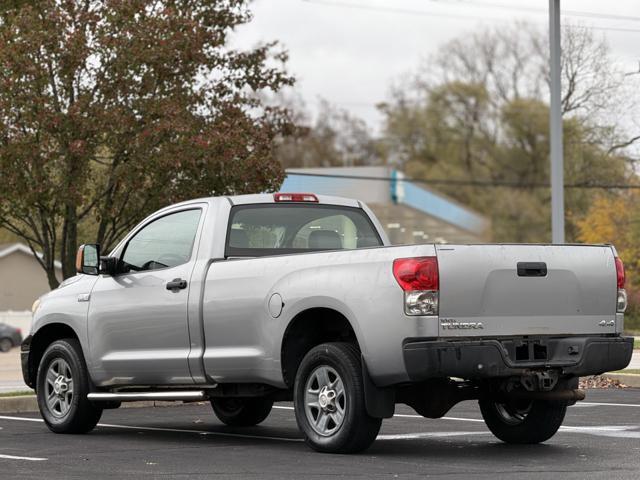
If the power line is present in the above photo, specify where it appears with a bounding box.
[302,0,504,22]
[302,0,640,34]
[428,0,640,24]
[285,171,640,189]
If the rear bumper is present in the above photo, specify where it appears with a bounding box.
[403,336,634,381]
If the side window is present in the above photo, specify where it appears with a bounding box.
[121,209,201,272]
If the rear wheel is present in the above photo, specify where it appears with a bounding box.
[294,342,382,453]
[0,337,12,352]
[210,397,274,426]
[36,339,102,434]
[479,398,566,444]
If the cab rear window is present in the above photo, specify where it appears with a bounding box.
[225,204,382,257]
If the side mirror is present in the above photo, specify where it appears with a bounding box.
[76,244,100,275]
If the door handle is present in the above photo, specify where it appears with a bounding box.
[166,278,188,291]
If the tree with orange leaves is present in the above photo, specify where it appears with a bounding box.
[577,193,640,330]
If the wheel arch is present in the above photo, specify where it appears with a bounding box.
[24,323,82,389]
[280,307,361,389]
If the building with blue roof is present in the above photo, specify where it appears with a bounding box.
[281,166,489,244]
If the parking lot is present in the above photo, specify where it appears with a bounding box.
[1,389,639,479]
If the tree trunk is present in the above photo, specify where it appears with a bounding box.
[61,204,78,280]
[45,264,60,290]
[36,240,60,290]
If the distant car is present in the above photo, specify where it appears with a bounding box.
[0,323,22,352]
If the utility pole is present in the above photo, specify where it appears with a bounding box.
[549,0,564,243]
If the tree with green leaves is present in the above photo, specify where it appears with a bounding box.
[0,0,294,288]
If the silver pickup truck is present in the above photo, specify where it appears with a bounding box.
[21,193,633,453]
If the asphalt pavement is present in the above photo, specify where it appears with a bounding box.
[1,389,639,479]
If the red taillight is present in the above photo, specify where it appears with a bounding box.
[393,257,439,291]
[615,257,625,289]
[274,193,319,203]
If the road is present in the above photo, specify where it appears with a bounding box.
[1,389,639,479]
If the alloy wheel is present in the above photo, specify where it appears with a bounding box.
[304,365,346,436]
[44,358,74,418]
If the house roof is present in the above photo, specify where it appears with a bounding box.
[0,243,63,269]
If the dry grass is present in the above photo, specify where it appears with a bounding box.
[0,390,33,398]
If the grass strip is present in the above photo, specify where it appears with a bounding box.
[0,390,34,398]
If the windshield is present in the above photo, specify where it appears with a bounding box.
[226,204,382,257]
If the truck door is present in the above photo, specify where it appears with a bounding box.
[87,208,203,386]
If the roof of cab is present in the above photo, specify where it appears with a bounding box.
[150,193,362,217]
[227,193,361,208]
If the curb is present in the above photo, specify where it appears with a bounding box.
[0,395,38,413]
[604,373,640,388]
[0,395,194,414]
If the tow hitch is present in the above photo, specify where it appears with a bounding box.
[497,371,585,404]
[521,370,559,392]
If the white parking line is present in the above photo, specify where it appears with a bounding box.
[559,425,640,438]
[0,453,48,461]
[273,405,487,423]
[97,422,303,442]
[274,403,640,424]
[0,415,302,443]
[0,415,42,423]
[579,402,640,408]
[378,431,491,440]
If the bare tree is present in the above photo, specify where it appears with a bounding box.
[276,99,383,169]
[402,22,640,159]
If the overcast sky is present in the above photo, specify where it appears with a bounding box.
[233,0,640,132]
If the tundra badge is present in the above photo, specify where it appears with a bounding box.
[440,318,484,330]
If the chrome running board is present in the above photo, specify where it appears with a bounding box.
[88,391,206,402]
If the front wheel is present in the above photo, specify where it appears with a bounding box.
[36,339,103,434]
[479,398,566,444]
[294,342,382,453]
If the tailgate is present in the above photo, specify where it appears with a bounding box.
[436,244,618,337]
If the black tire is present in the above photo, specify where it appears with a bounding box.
[0,337,12,353]
[211,397,274,426]
[479,398,566,444]
[36,338,103,434]
[294,342,382,454]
